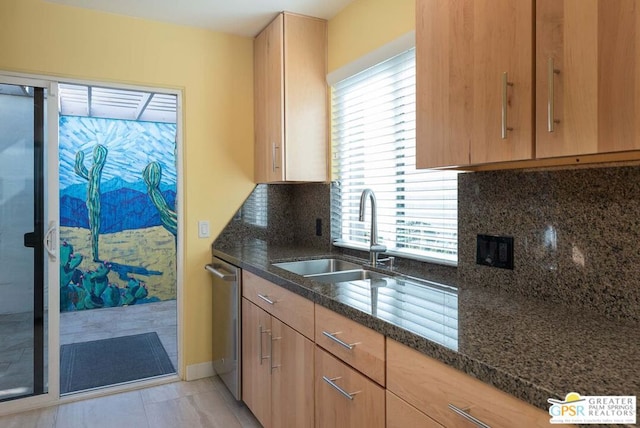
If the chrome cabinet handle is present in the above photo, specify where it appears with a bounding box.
[322,331,356,350]
[501,72,514,139]
[448,403,491,428]
[271,143,280,172]
[547,58,560,132]
[270,334,281,373]
[272,142,276,172]
[322,376,358,401]
[259,325,271,364]
[257,294,275,305]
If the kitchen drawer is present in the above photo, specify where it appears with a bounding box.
[242,270,314,339]
[387,339,568,428]
[315,346,385,428]
[387,390,443,428]
[315,304,385,386]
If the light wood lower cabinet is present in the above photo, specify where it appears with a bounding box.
[386,390,443,428]
[242,298,273,428]
[272,317,314,428]
[243,270,314,340]
[315,346,384,428]
[242,275,564,427]
[315,304,385,386]
[241,298,313,428]
[387,339,569,428]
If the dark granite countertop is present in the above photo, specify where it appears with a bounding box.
[212,239,640,420]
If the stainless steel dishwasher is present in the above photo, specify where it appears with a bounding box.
[205,257,241,400]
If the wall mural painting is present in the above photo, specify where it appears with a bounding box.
[59,116,177,312]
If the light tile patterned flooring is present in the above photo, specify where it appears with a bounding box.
[0,300,178,400]
[0,376,261,428]
[0,312,36,399]
[60,300,178,370]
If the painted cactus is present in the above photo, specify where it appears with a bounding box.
[75,144,108,261]
[121,278,149,306]
[143,162,177,236]
[60,241,83,311]
[75,261,112,310]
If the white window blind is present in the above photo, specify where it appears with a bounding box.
[240,184,267,227]
[331,48,459,264]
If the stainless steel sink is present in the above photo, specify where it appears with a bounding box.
[303,269,385,284]
[273,258,362,276]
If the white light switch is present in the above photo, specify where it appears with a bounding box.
[198,220,210,238]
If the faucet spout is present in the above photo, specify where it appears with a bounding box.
[359,189,387,265]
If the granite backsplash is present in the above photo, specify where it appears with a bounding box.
[214,183,332,250]
[459,165,640,323]
[215,165,640,323]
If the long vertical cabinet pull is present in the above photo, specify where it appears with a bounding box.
[547,58,560,132]
[259,325,271,364]
[501,72,514,139]
[270,334,281,373]
[271,143,280,172]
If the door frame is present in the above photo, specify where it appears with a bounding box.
[0,71,184,415]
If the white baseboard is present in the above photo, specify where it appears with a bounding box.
[185,361,215,381]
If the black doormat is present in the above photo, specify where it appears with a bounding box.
[60,332,175,394]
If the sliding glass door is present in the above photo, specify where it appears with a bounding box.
[0,82,49,401]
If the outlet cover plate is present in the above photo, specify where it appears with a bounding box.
[476,234,514,269]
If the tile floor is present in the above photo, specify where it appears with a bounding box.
[0,300,177,400]
[0,376,261,428]
[60,300,178,370]
[0,312,35,399]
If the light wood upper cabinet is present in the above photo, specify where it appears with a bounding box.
[254,12,328,183]
[418,0,640,169]
[536,0,640,158]
[416,0,534,168]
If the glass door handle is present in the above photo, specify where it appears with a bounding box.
[44,221,57,260]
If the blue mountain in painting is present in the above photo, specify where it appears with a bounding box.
[61,177,176,233]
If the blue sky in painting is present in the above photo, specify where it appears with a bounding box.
[59,116,177,189]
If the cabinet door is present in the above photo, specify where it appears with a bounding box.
[254,14,284,183]
[241,298,272,428]
[387,340,564,428]
[282,13,328,182]
[315,347,384,428]
[416,0,533,168]
[271,318,314,428]
[387,391,443,428]
[536,0,640,158]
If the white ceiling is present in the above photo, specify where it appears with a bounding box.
[45,0,354,37]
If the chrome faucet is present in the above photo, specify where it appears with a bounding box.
[359,189,387,266]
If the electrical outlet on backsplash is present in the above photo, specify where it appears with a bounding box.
[458,165,640,323]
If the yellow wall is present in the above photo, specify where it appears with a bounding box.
[0,0,255,375]
[328,0,414,73]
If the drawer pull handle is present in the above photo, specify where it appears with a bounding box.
[322,331,356,350]
[448,403,491,428]
[257,294,275,305]
[322,376,358,401]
